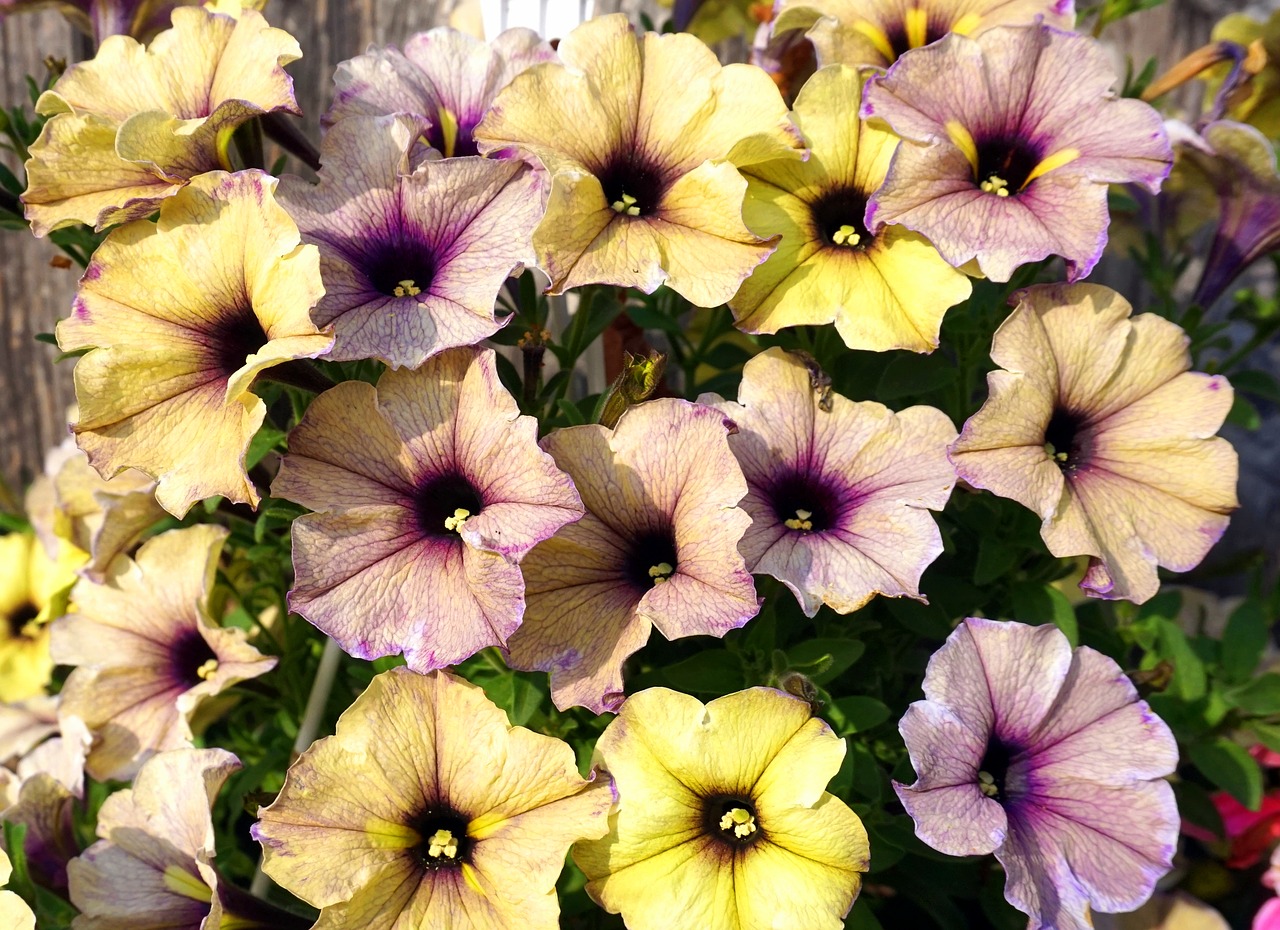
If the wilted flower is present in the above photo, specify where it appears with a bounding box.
[326,26,554,159]
[56,169,330,518]
[1167,120,1280,307]
[277,114,542,368]
[949,283,1238,603]
[505,398,759,713]
[254,668,613,930]
[774,0,1073,69]
[1209,11,1280,138]
[699,348,956,614]
[732,64,970,352]
[25,436,163,582]
[22,6,301,235]
[896,618,1179,930]
[576,686,868,930]
[474,13,803,306]
[0,849,34,930]
[862,24,1172,281]
[69,747,302,930]
[0,533,78,703]
[273,347,583,672]
[51,524,276,781]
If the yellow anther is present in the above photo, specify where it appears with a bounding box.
[427,828,459,859]
[611,192,639,214]
[196,658,219,681]
[977,770,999,798]
[784,509,814,532]
[394,279,422,297]
[1042,443,1068,463]
[647,562,675,584]
[831,224,861,247]
[719,807,757,838]
[980,176,1011,197]
[444,508,472,532]
[626,205,641,216]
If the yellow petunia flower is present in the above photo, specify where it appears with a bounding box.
[576,687,869,930]
[0,533,79,703]
[56,169,330,518]
[0,848,35,930]
[22,5,301,236]
[474,13,804,307]
[733,64,970,352]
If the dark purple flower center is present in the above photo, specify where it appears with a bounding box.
[596,153,667,218]
[974,137,1044,197]
[7,601,39,638]
[977,737,1014,803]
[424,116,481,159]
[1043,407,1089,473]
[171,628,218,689]
[703,794,763,847]
[810,187,872,250]
[768,470,840,534]
[622,526,678,591]
[409,807,471,871]
[365,237,438,300]
[207,307,270,379]
[883,14,952,61]
[414,473,485,539]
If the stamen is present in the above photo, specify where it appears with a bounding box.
[443,508,472,532]
[1042,442,1068,463]
[611,192,641,216]
[831,224,861,247]
[427,828,460,860]
[195,658,219,681]
[718,807,757,839]
[647,562,675,584]
[393,279,422,297]
[784,508,814,531]
[980,176,1011,197]
[977,770,999,798]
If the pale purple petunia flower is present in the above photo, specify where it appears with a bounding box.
[326,26,555,159]
[272,347,584,673]
[277,113,542,369]
[895,618,1179,930]
[862,24,1172,281]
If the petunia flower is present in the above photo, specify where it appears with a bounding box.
[22,5,300,236]
[699,347,956,615]
[51,524,276,781]
[773,0,1073,70]
[0,533,78,703]
[948,283,1238,603]
[576,686,869,930]
[732,64,971,352]
[861,24,1172,281]
[253,667,614,930]
[272,347,583,672]
[69,747,305,930]
[325,26,555,159]
[0,849,34,930]
[474,12,804,307]
[56,169,330,518]
[1209,11,1280,139]
[0,697,59,765]
[25,436,164,583]
[1167,120,1280,307]
[0,0,186,42]
[277,114,543,368]
[505,398,758,713]
[896,618,1179,930]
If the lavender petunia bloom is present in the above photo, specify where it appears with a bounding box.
[277,114,542,369]
[1167,120,1280,307]
[326,26,555,159]
[272,347,584,672]
[862,24,1172,281]
[896,618,1179,930]
[699,348,957,616]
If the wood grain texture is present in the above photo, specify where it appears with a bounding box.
[0,0,1243,493]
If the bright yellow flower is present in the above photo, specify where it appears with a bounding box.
[576,687,869,930]
[474,13,804,307]
[0,533,79,703]
[733,64,970,352]
[22,5,301,236]
[56,170,330,518]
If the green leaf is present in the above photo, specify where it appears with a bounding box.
[1228,673,1280,716]
[484,674,544,727]
[787,638,865,684]
[1008,582,1079,646]
[555,398,586,426]
[1155,617,1206,702]
[1221,600,1268,684]
[973,537,1020,586]
[245,426,287,469]
[1188,738,1263,810]
[1251,721,1280,755]
[845,902,884,930]
[1226,393,1261,430]
[828,696,891,735]
[626,301,682,334]
[700,340,753,370]
[1230,369,1280,405]
[1173,780,1224,841]
[661,650,744,695]
[875,352,958,401]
